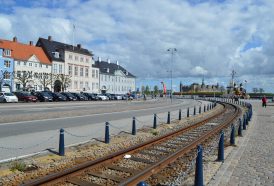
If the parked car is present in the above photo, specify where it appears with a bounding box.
[47,92,67,101]
[60,92,77,101]
[71,92,88,101]
[31,91,53,102]
[81,92,98,101]
[14,91,38,102]
[0,92,18,103]
[103,93,113,100]
[97,94,109,101]
[114,94,123,100]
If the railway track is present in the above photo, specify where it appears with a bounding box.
[22,102,241,186]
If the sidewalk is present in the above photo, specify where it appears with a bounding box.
[208,100,274,186]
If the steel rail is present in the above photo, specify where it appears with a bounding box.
[22,102,230,186]
[119,102,241,185]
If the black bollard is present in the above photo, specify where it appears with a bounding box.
[194,106,196,115]
[167,111,170,124]
[187,107,190,117]
[199,106,201,114]
[59,128,65,156]
[207,104,209,111]
[230,124,235,145]
[204,105,206,112]
[194,145,203,186]
[179,109,182,120]
[238,118,242,136]
[243,115,246,130]
[218,131,224,162]
[132,117,136,135]
[153,114,157,129]
[245,113,249,126]
[105,122,110,144]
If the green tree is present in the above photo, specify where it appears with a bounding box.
[153,85,159,95]
[144,85,150,95]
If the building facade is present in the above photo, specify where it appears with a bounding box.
[180,79,223,93]
[93,58,136,94]
[37,36,100,93]
[0,37,51,91]
[0,46,14,92]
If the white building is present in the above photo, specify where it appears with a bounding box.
[93,58,136,94]
[37,36,100,92]
[0,37,52,91]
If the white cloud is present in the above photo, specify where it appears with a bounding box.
[1,0,274,91]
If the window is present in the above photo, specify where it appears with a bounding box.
[85,82,89,89]
[80,67,84,76]
[68,65,72,75]
[35,64,37,67]
[54,52,59,58]
[69,54,73,60]
[92,83,95,90]
[75,56,79,61]
[40,64,42,68]
[85,68,89,77]
[3,71,10,79]
[46,65,48,68]
[80,57,84,62]
[53,64,57,73]
[17,61,20,66]
[38,85,42,90]
[34,85,37,91]
[74,81,78,89]
[96,70,98,78]
[59,64,62,74]
[96,83,99,89]
[24,62,27,66]
[86,58,89,63]
[29,63,32,67]
[17,71,21,77]
[4,60,11,68]
[4,49,11,56]
[80,81,83,89]
[92,69,95,78]
[105,75,107,81]
[74,66,78,76]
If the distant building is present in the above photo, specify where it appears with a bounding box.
[179,78,223,93]
[0,42,14,92]
[37,36,100,92]
[93,58,136,94]
[0,37,51,91]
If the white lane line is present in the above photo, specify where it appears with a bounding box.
[0,102,188,126]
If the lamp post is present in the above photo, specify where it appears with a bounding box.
[167,48,176,103]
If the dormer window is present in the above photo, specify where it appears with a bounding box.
[4,49,11,56]
[53,52,59,58]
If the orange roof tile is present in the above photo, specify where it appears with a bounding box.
[0,39,51,65]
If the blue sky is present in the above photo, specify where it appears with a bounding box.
[1,0,274,92]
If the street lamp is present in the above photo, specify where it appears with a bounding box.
[167,48,177,103]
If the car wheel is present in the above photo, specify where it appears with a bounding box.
[3,99,7,103]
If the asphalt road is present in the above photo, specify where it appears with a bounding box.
[0,98,204,161]
[0,98,199,137]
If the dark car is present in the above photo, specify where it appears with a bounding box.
[71,92,88,101]
[31,91,53,102]
[48,92,67,101]
[14,91,38,102]
[60,92,77,101]
[81,92,98,101]
[103,93,113,100]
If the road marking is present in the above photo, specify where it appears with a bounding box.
[0,101,194,126]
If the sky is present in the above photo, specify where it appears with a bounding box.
[0,0,274,92]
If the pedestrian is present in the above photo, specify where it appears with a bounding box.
[262,96,267,108]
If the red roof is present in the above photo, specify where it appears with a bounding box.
[0,39,51,65]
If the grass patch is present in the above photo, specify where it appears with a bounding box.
[9,161,26,172]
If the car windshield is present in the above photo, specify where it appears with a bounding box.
[41,92,50,96]
[4,93,14,96]
[22,92,32,96]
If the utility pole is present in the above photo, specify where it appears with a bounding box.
[167,48,176,103]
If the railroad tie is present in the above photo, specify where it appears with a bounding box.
[129,156,155,164]
[150,148,170,154]
[138,151,166,159]
[107,165,138,174]
[67,177,101,186]
[88,172,123,182]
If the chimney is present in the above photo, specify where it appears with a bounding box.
[13,36,17,42]
[48,36,52,41]
[77,44,81,48]
[29,41,33,46]
[107,58,110,64]
[126,71,128,75]
[107,68,110,73]
[116,60,119,66]
[98,57,101,62]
